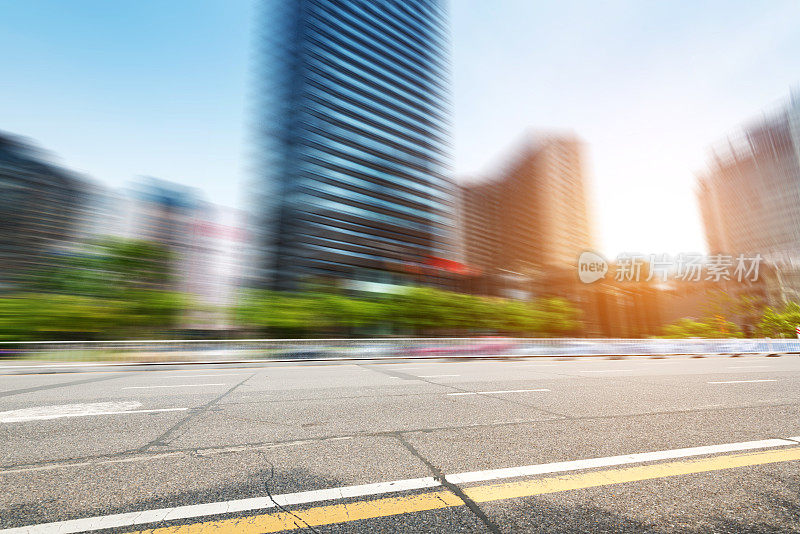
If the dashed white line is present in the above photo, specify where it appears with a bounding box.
[447,388,550,396]
[0,401,187,423]
[580,369,632,373]
[707,379,777,384]
[418,374,460,378]
[121,383,227,390]
[165,374,242,378]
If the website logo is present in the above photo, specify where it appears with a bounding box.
[578,251,608,284]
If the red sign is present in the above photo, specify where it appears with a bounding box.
[425,256,470,275]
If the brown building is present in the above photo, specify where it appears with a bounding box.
[458,134,687,337]
[459,134,593,299]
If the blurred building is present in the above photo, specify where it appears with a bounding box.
[253,0,460,291]
[457,134,682,337]
[459,179,500,279]
[0,132,88,291]
[119,178,245,329]
[698,93,800,307]
[124,178,204,268]
[182,205,247,329]
[459,134,593,299]
[75,177,245,329]
[699,94,800,260]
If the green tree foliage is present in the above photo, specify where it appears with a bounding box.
[531,297,582,336]
[0,237,186,340]
[0,294,124,340]
[701,290,764,335]
[755,302,800,338]
[235,287,582,338]
[660,317,744,338]
[235,290,386,336]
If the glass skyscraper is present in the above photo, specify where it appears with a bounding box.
[254,0,457,290]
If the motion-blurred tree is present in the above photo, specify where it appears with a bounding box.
[755,302,800,338]
[235,286,583,338]
[531,297,582,336]
[0,237,185,340]
[660,317,744,338]
[701,290,765,335]
[0,294,124,340]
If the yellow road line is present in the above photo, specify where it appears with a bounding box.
[128,446,800,534]
[464,446,800,503]
[130,491,463,534]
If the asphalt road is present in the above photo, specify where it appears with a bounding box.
[2,355,800,533]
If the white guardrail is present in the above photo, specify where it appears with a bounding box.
[0,338,798,363]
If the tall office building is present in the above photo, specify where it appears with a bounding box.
[698,95,800,261]
[460,134,593,298]
[254,0,458,290]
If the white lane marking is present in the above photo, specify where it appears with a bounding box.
[4,408,189,424]
[727,366,768,369]
[165,374,242,378]
[447,389,550,396]
[580,369,632,373]
[418,374,460,378]
[4,436,798,534]
[121,383,227,390]
[0,402,139,422]
[0,478,441,534]
[0,402,188,423]
[445,437,796,484]
[707,379,777,384]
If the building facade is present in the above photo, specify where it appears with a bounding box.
[459,134,594,299]
[254,0,459,291]
[116,178,245,329]
[0,132,88,291]
[698,94,800,307]
[699,95,800,261]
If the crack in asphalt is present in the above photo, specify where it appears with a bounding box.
[394,432,502,534]
[135,372,257,452]
[263,463,321,534]
[0,373,127,398]
[6,399,800,473]
[359,363,572,420]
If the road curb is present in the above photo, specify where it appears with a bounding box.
[1,351,797,374]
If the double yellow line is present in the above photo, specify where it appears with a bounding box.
[129,446,800,533]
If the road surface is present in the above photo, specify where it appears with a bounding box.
[2,355,800,533]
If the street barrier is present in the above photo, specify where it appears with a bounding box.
[0,337,798,364]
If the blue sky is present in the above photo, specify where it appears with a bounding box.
[1,1,799,256]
